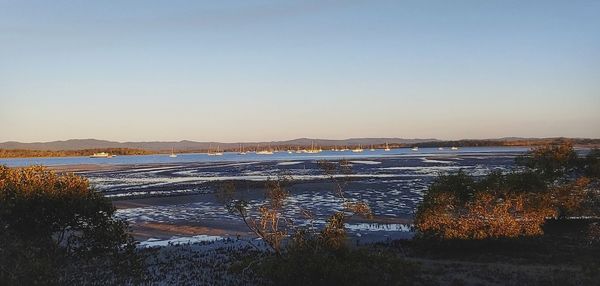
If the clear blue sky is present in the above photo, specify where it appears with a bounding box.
[1,0,599,142]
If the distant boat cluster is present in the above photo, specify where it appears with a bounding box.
[207,145,223,156]
[89,142,460,159]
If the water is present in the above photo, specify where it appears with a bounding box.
[0,146,529,167]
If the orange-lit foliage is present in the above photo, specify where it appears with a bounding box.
[551,177,589,215]
[516,142,579,180]
[0,165,140,284]
[415,172,557,239]
[416,143,600,240]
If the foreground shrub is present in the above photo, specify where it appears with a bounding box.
[415,171,557,239]
[0,166,142,285]
[416,143,600,240]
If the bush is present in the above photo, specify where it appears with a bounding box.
[516,142,579,180]
[415,171,556,239]
[582,148,600,178]
[0,166,142,285]
[416,143,600,240]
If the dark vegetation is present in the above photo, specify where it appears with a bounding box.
[415,137,600,148]
[0,148,152,158]
[0,166,143,285]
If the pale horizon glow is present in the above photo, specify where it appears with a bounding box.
[1,1,599,143]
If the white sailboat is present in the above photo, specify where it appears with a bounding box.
[207,145,223,156]
[451,146,459,150]
[352,145,364,153]
[169,147,177,158]
[256,144,274,155]
[384,142,391,151]
[238,144,247,155]
[411,146,419,151]
[370,145,375,151]
[304,141,321,154]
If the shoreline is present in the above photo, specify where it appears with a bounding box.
[1,139,599,159]
[1,146,534,170]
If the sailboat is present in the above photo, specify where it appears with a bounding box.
[238,144,247,155]
[411,146,419,151]
[384,142,391,151]
[352,145,364,153]
[169,147,177,158]
[256,144,274,155]
[208,145,223,156]
[451,146,459,150]
[257,150,274,155]
[305,141,320,154]
[370,145,375,151]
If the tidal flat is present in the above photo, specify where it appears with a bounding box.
[44,148,525,244]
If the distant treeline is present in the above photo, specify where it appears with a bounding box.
[223,138,600,151]
[414,138,600,148]
[2,138,599,158]
[0,148,153,158]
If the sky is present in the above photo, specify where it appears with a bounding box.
[1,0,599,143]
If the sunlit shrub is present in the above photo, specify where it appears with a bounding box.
[516,142,579,180]
[415,171,557,239]
[0,165,141,285]
[416,143,600,240]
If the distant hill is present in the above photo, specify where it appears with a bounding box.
[0,138,436,152]
[1,137,598,153]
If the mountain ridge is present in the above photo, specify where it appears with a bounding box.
[0,138,436,151]
[1,137,598,151]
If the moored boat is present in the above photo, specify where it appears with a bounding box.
[384,142,391,151]
[90,152,112,158]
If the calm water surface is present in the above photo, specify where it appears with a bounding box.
[0,147,530,167]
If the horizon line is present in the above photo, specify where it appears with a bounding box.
[2,136,597,145]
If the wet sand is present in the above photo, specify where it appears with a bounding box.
[45,152,521,243]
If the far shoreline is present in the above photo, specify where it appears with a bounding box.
[2,137,598,159]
